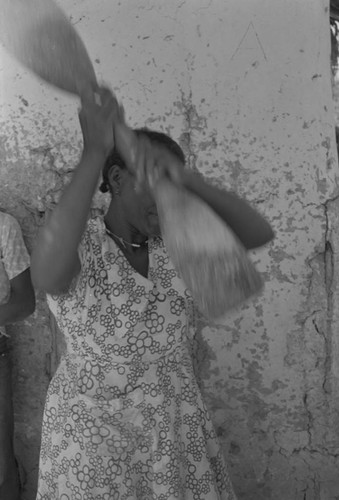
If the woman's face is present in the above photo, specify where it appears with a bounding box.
[118,170,161,237]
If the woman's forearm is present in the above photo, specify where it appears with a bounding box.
[31,149,106,293]
[183,171,274,249]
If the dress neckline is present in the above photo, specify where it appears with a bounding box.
[101,220,154,283]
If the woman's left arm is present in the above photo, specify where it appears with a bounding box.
[182,170,274,249]
[122,134,274,250]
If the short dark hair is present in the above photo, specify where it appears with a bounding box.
[99,128,185,193]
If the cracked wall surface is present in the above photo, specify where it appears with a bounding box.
[0,1,338,499]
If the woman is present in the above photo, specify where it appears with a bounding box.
[32,87,273,499]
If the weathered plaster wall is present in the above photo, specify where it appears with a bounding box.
[0,1,338,499]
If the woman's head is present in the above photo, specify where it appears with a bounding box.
[102,128,185,237]
[99,128,185,194]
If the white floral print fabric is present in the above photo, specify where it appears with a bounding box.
[36,217,237,500]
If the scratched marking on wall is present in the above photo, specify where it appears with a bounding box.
[231,21,267,62]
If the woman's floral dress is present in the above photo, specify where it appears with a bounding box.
[36,217,237,500]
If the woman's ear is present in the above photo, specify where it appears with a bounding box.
[107,164,123,194]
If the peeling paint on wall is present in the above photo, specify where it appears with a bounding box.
[1,1,339,499]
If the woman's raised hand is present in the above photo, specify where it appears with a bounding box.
[79,86,120,159]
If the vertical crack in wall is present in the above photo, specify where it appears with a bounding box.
[177,54,202,173]
[179,87,197,172]
[301,196,339,460]
[302,391,313,447]
[320,197,338,394]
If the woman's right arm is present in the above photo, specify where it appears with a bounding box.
[31,88,118,295]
